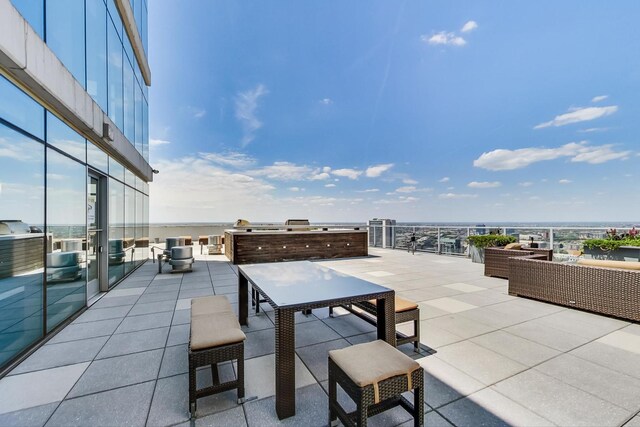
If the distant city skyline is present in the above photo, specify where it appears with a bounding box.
[148,1,640,223]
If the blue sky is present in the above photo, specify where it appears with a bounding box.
[148,1,640,223]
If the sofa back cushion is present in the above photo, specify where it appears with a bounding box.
[504,243,522,250]
[577,258,640,271]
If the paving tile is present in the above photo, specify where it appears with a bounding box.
[493,369,631,427]
[91,295,140,309]
[167,324,190,346]
[398,410,454,427]
[73,305,132,323]
[421,297,477,314]
[175,298,192,310]
[213,285,236,295]
[456,306,524,330]
[244,328,275,359]
[625,414,640,426]
[423,314,495,340]
[48,318,121,344]
[195,406,247,427]
[68,349,163,397]
[96,327,169,359]
[504,320,590,352]
[597,331,640,355]
[244,383,327,426]
[433,341,527,385]
[115,311,173,334]
[159,344,188,378]
[241,312,274,332]
[571,341,640,380]
[295,339,350,382]
[11,336,108,374]
[242,354,316,400]
[136,290,179,304]
[104,287,146,298]
[438,387,554,427]
[295,320,342,348]
[416,356,485,409]
[180,281,213,290]
[45,381,155,427]
[442,282,486,293]
[128,300,176,316]
[366,270,395,277]
[470,330,560,367]
[179,288,215,299]
[321,313,376,337]
[535,353,640,411]
[0,402,58,427]
[144,283,181,294]
[0,363,89,414]
[418,322,464,350]
[172,309,191,325]
[147,374,191,426]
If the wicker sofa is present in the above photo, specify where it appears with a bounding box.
[508,257,640,322]
[484,247,553,279]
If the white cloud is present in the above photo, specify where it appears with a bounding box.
[357,188,379,193]
[403,178,418,185]
[534,106,618,129]
[188,106,206,119]
[578,127,610,133]
[365,163,394,178]
[332,168,362,180]
[249,162,314,181]
[395,186,417,193]
[438,177,450,183]
[149,138,171,147]
[200,152,256,168]
[558,179,572,184]
[474,142,631,171]
[288,187,301,192]
[518,182,534,187]
[591,95,608,103]
[373,196,419,205]
[324,183,336,188]
[461,20,478,33]
[438,193,478,199]
[422,32,466,46]
[235,84,269,146]
[310,172,331,181]
[319,98,333,105]
[467,181,501,189]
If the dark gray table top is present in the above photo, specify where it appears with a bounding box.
[238,261,392,308]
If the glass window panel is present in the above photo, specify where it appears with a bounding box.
[142,2,148,54]
[46,113,86,162]
[45,149,86,332]
[107,0,122,38]
[123,60,135,142]
[142,99,148,162]
[86,0,108,112]
[135,84,143,153]
[123,32,135,72]
[108,178,124,285]
[87,140,108,173]
[107,19,124,130]
[0,76,44,139]
[124,185,136,274]
[135,190,144,265]
[46,0,86,86]
[10,0,44,38]
[0,123,45,369]
[124,168,135,188]
[109,157,125,182]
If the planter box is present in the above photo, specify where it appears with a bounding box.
[469,245,485,263]
[584,246,640,262]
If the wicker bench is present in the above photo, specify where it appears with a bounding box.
[509,257,640,322]
[329,296,420,352]
[329,340,424,426]
[485,247,553,279]
[189,296,246,417]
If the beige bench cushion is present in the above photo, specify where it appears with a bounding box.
[329,340,420,402]
[504,243,522,250]
[577,258,640,271]
[367,296,418,313]
[190,312,245,351]
[191,295,234,317]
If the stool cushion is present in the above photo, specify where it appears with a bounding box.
[367,296,418,313]
[190,312,246,350]
[191,295,234,316]
[329,340,420,388]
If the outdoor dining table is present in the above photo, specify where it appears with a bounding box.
[238,260,396,419]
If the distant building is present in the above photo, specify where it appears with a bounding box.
[0,0,151,373]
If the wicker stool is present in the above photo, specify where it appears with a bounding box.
[328,340,424,426]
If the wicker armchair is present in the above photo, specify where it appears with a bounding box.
[484,247,553,279]
[509,257,640,322]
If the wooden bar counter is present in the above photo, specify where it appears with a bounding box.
[224,229,368,264]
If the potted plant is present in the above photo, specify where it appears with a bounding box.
[583,227,640,261]
[467,234,517,263]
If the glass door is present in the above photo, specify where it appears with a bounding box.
[87,173,105,300]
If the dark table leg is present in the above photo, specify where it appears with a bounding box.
[238,272,249,326]
[275,308,296,419]
[376,292,396,346]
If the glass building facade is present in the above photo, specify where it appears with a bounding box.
[0,0,150,372]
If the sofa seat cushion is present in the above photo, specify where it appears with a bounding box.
[190,312,245,351]
[504,243,522,250]
[367,296,418,313]
[191,295,234,316]
[577,259,640,271]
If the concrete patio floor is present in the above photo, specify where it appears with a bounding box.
[1,247,639,426]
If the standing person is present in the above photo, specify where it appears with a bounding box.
[408,232,416,254]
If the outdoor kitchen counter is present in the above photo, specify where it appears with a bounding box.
[224,229,368,264]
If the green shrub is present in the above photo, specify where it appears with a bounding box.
[583,237,640,251]
[467,234,517,249]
